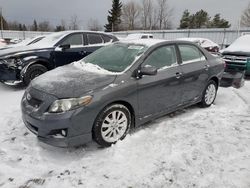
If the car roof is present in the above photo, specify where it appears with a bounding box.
[117,39,168,47]
[56,30,116,37]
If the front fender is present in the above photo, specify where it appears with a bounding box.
[20,57,50,78]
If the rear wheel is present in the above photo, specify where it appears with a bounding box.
[93,104,131,147]
[200,80,217,108]
[23,64,47,86]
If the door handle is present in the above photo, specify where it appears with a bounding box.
[175,72,183,79]
[204,64,210,71]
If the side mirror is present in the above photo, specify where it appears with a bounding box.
[58,44,70,51]
[134,66,157,78]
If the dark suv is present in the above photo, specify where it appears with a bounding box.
[0,31,118,85]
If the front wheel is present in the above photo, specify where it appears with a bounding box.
[200,80,218,108]
[93,104,131,147]
[23,64,47,86]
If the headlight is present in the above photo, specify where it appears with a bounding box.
[48,95,93,113]
[2,58,22,66]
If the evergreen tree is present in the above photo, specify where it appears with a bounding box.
[210,14,230,28]
[32,19,38,31]
[18,24,22,31]
[179,10,191,29]
[193,9,210,28]
[22,24,27,31]
[104,0,122,32]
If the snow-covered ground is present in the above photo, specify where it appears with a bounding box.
[0,82,250,188]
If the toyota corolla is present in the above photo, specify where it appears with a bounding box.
[21,39,225,147]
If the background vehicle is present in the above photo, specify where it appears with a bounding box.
[0,36,45,50]
[177,37,220,54]
[220,35,250,88]
[124,33,154,40]
[0,36,45,51]
[21,40,224,148]
[0,31,118,85]
[0,39,8,48]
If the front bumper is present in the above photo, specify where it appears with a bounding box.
[220,70,245,88]
[21,87,96,147]
[22,110,92,147]
[0,63,21,82]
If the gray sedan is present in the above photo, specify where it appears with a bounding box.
[21,39,225,147]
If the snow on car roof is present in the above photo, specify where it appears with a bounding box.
[118,39,167,47]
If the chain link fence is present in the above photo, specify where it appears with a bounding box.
[1,28,250,48]
[0,30,52,40]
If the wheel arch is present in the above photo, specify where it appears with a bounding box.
[97,100,136,129]
[21,59,50,77]
[209,76,219,89]
[25,60,51,70]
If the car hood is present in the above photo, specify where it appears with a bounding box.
[221,50,250,56]
[0,44,53,58]
[30,63,117,98]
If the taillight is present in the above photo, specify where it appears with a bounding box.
[223,61,226,68]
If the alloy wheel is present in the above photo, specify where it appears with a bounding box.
[204,84,216,105]
[101,110,128,143]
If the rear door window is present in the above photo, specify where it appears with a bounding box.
[178,44,206,64]
[102,35,113,43]
[87,34,103,45]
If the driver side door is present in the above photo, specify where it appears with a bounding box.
[137,44,183,119]
[53,33,86,67]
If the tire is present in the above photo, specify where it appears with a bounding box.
[93,104,131,147]
[23,64,47,86]
[199,80,218,108]
[233,71,245,89]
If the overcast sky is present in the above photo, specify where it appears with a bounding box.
[0,0,249,29]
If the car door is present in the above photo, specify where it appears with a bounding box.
[53,33,86,67]
[177,44,209,104]
[82,33,105,56]
[137,45,183,118]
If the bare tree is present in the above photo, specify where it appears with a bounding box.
[141,0,153,29]
[241,3,250,27]
[61,19,67,30]
[122,1,141,30]
[156,0,173,29]
[69,15,79,30]
[88,19,103,31]
[38,21,53,31]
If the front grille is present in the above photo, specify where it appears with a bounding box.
[223,55,248,64]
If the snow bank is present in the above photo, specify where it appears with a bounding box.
[0,82,250,188]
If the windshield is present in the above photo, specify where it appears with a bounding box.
[80,43,147,72]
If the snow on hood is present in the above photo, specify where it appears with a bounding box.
[222,35,250,53]
[31,63,117,98]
